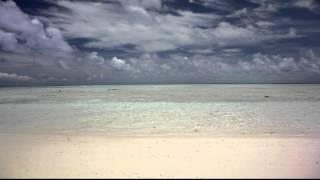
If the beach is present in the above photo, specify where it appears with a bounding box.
[1,84,320,178]
[1,134,320,178]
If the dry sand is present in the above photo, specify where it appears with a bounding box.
[1,133,320,178]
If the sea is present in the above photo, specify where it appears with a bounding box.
[1,84,320,136]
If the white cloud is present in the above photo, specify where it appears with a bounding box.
[202,0,235,12]
[42,0,292,52]
[57,60,69,70]
[293,0,317,10]
[0,29,20,52]
[227,8,248,18]
[119,0,162,10]
[288,27,297,37]
[1,47,320,84]
[188,48,215,54]
[124,50,320,82]
[250,0,318,13]
[88,52,105,64]
[0,0,72,55]
[110,56,135,72]
[223,48,241,53]
[256,21,275,27]
[279,57,298,72]
[249,52,320,73]
[0,72,32,81]
[211,22,256,44]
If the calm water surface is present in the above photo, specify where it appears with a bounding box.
[1,84,320,136]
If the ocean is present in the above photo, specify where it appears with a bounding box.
[1,84,320,136]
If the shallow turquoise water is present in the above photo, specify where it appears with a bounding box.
[1,84,320,136]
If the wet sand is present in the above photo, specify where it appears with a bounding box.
[1,133,320,178]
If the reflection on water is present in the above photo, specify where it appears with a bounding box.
[1,84,320,136]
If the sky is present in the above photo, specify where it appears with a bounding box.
[0,0,320,86]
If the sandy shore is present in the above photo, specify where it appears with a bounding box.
[0,133,320,178]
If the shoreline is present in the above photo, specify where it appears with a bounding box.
[1,130,320,139]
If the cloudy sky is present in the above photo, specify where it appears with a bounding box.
[0,0,320,86]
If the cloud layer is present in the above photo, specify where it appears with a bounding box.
[0,0,320,85]
[42,0,297,52]
[0,1,72,55]
[0,72,32,81]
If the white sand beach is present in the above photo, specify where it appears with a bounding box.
[1,134,320,178]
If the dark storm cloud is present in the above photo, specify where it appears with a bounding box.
[0,0,320,86]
